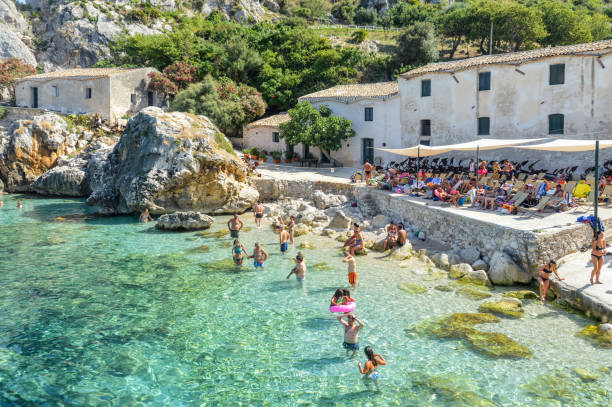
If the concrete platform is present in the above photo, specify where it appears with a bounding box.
[553,253,612,322]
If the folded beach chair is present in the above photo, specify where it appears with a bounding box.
[521,196,551,217]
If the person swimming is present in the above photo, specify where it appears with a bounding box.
[249,242,269,269]
[16,200,22,209]
[358,346,386,381]
[286,252,306,282]
[232,239,249,266]
[330,289,344,306]
[341,289,355,304]
[139,208,154,223]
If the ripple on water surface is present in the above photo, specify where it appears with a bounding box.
[0,195,610,406]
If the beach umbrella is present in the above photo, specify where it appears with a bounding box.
[515,139,612,234]
[377,144,450,184]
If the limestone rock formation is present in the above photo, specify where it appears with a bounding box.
[87,107,258,215]
[487,251,531,285]
[156,211,214,231]
[0,113,84,192]
[0,24,36,66]
[31,136,118,196]
[312,190,347,209]
[328,210,352,230]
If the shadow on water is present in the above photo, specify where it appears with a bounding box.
[317,389,381,406]
[294,356,346,371]
[301,317,335,331]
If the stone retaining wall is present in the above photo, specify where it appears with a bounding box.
[253,177,356,201]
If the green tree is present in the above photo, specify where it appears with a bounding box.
[353,8,379,25]
[278,102,355,152]
[438,3,472,59]
[387,2,438,27]
[495,1,546,50]
[394,21,439,68]
[171,76,267,137]
[332,0,357,24]
[540,1,593,45]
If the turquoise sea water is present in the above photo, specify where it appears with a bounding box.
[0,195,610,406]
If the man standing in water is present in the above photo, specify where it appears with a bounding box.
[286,252,306,282]
[337,314,365,353]
[253,201,264,228]
[249,242,269,269]
[278,224,290,254]
[227,213,244,239]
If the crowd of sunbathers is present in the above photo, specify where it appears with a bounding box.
[353,159,612,215]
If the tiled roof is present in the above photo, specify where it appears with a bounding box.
[298,82,399,103]
[245,113,290,129]
[18,67,151,80]
[401,40,612,79]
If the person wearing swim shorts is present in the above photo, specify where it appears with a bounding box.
[249,242,269,269]
[538,260,563,302]
[286,252,306,282]
[343,252,357,288]
[227,213,244,239]
[358,346,386,381]
[279,225,290,254]
[591,231,606,285]
[253,201,264,228]
[338,313,364,354]
[232,239,249,266]
[396,223,407,247]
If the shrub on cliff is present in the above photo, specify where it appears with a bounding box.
[0,58,36,103]
[171,75,266,138]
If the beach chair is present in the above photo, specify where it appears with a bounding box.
[518,173,528,182]
[537,172,546,180]
[512,180,524,192]
[521,196,551,217]
[601,185,612,205]
[563,181,577,196]
[576,189,596,213]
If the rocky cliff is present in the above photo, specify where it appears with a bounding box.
[0,0,271,69]
[0,112,93,192]
[86,107,259,215]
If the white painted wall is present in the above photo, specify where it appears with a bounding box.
[309,96,402,167]
[398,53,612,170]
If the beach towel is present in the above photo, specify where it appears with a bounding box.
[573,182,591,198]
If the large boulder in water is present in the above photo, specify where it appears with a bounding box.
[156,211,214,231]
[87,108,258,215]
[487,251,531,285]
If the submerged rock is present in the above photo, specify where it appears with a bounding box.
[87,108,258,215]
[187,245,210,253]
[196,229,230,239]
[522,370,610,405]
[156,212,214,231]
[410,373,500,407]
[478,299,524,318]
[502,290,538,300]
[293,223,311,237]
[573,368,600,381]
[465,330,532,359]
[457,287,493,300]
[310,262,334,271]
[298,241,314,249]
[398,282,428,294]
[449,263,472,278]
[576,324,612,348]
[434,285,454,292]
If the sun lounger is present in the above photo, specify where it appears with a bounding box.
[521,196,551,217]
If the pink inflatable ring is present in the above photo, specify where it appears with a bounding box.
[329,302,356,313]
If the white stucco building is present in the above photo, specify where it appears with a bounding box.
[15,68,160,123]
[242,113,291,156]
[298,82,401,167]
[397,40,612,168]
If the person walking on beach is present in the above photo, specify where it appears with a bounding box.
[253,201,264,228]
[278,224,290,254]
[343,252,357,288]
[249,242,269,269]
[139,208,154,223]
[538,260,563,302]
[227,213,244,239]
[337,314,364,354]
[591,231,607,285]
[358,346,386,380]
[232,239,249,266]
[286,252,306,282]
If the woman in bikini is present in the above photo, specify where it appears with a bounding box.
[591,231,606,285]
[538,260,563,302]
[358,346,386,382]
[232,239,249,266]
[344,223,364,256]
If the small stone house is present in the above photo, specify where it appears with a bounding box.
[242,113,291,155]
[15,67,160,123]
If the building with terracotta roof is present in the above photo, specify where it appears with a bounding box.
[398,40,612,149]
[15,67,161,123]
[241,113,292,156]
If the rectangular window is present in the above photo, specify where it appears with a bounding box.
[421,119,431,137]
[549,64,565,85]
[478,72,491,91]
[272,132,280,143]
[130,94,136,104]
[421,79,431,97]
[478,117,490,135]
[51,86,58,97]
[548,114,564,134]
[85,88,92,99]
[364,107,373,122]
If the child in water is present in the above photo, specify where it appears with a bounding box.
[330,289,344,306]
[342,289,355,304]
[358,346,386,389]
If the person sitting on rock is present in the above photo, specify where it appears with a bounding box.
[383,221,397,251]
[139,208,154,223]
[396,223,407,248]
[344,223,364,256]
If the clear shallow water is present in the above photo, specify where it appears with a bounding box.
[0,195,610,406]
